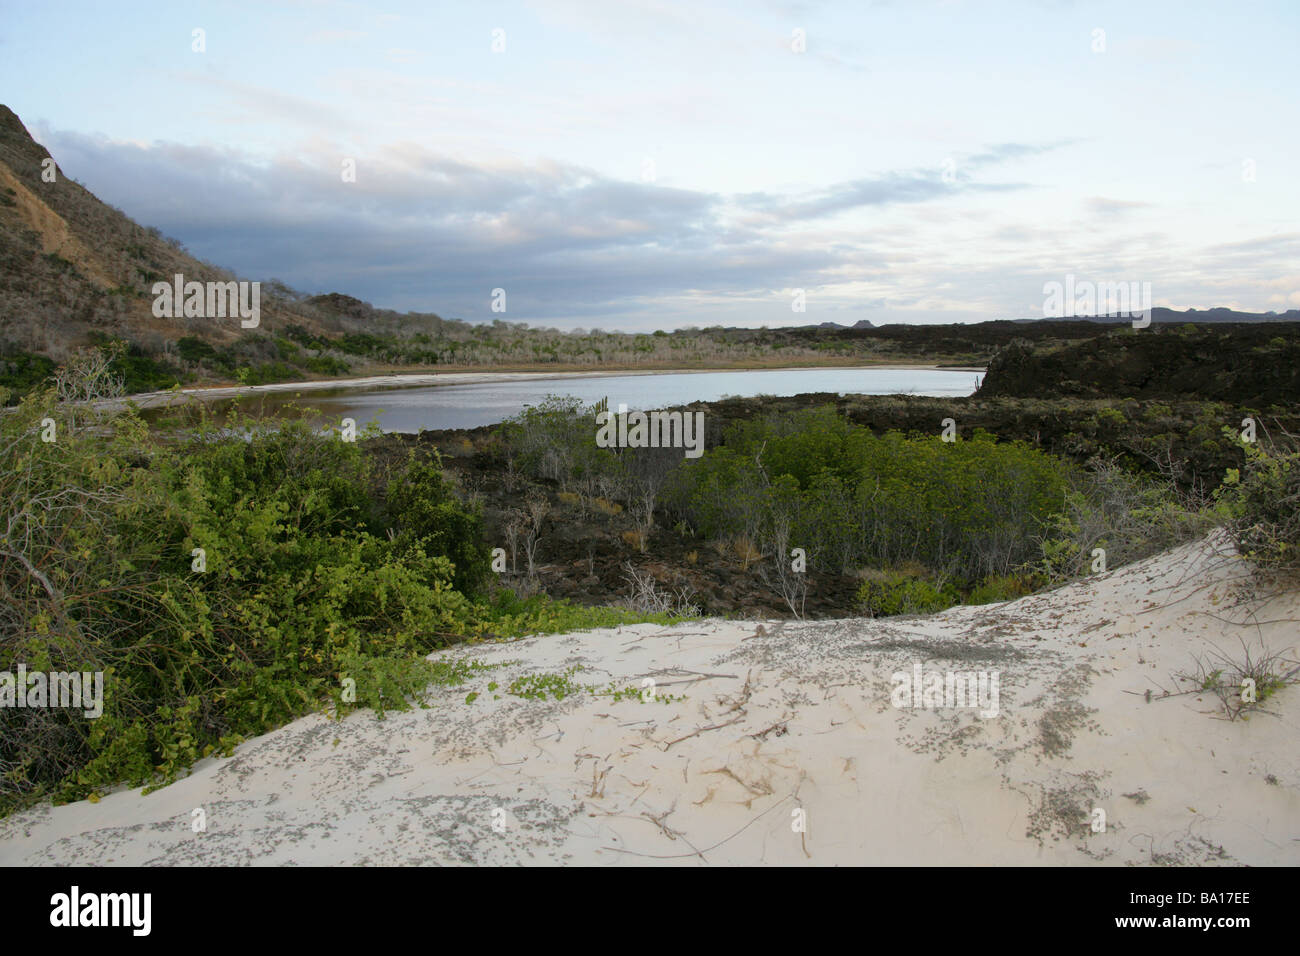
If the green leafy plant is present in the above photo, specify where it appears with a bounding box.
[856,569,959,618]
[1218,439,1300,578]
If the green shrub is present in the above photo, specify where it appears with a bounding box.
[472,589,695,637]
[1036,459,1214,583]
[274,337,301,359]
[1220,443,1300,576]
[0,365,462,811]
[176,336,216,364]
[856,570,959,617]
[237,361,299,385]
[303,355,350,376]
[384,452,488,595]
[338,332,387,357]
[284,324,325,349]
[666,407,1072,585]
[82,333,182,392]
[497,395,629,495]
[966,572,1043,605]
[0,350,56,404]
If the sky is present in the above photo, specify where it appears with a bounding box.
[1,0,1297,330]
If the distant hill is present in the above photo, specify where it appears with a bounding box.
[784,307,1298,334]
[1011,307,1300,324]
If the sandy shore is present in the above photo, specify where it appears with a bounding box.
[3,533,1295,866]
[108,365,984,411]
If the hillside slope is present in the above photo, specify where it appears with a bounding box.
[2,533,1295,866]
[0,105,341,388]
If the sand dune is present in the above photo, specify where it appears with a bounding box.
[2,533,1296,866]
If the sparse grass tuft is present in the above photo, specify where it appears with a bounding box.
[1179,639,1299,720]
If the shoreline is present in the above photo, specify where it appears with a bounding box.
[112,364,987,411]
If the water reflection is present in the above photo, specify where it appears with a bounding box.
[146,367,981,434]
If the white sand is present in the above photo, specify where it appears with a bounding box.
[2,533,1296,866]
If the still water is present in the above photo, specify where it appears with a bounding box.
[227,366,981,434]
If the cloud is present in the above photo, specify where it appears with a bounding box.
[39,128,869,321]
[1205,233,1300,258]
[1085,196,1154,215]
[30,125,1285,329]
[745,171,1024,222]
[737,141,1071,223]
[964,141,1075,169]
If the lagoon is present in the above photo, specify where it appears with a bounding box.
[166,366,983,434]
[276,366,981,433]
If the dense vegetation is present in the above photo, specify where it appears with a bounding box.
[682,390,1298,498]
[663,408,1071,584]
[0,354,687,814]
[488,392,1300,616]
[1221,441,1300,578]
[488,396,1265,618]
